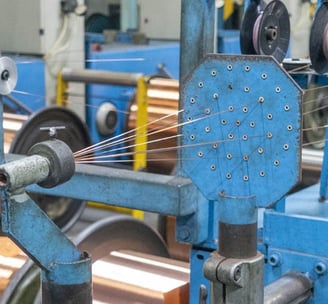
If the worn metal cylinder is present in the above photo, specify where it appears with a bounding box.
[0,140,75,192]
[218,194,258,259]
[264,271,312,304]
[62,67,142,86]
[0,155,49,192]
[28,140,75,188]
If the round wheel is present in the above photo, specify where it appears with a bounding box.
[9,106,91,231]
[240,0,290,63]
[0,215,169,304]
[310,3,328,74]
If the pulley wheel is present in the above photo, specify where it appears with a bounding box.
[0,57,17,95]
[310,2,328,74]
[240,0,290,63]
[9,106,91,231]
[1,215,169,304]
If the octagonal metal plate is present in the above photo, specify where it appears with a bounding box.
[180,54,303,207]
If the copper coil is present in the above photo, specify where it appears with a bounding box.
[3,112,27,153]
[128,78,179,174]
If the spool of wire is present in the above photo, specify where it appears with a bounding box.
[240,0,290,63]
[310,2,328,73]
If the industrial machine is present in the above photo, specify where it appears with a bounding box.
[2,0,328,303]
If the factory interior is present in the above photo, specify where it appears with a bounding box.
[1,0,328,303]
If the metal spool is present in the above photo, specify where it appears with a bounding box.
[310,2,328,74]
[0,215,169,304]
[128,78,179,174]
[240,0,290,63]
[0,57,17,96]
[9,107,91,231]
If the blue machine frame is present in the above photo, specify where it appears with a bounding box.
[2,0,328,303]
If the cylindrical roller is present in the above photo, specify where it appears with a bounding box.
[264,271,312,304]
[0,140,75,192]
[61,67,142,86]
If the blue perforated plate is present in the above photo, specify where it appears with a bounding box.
[180,54,303,207]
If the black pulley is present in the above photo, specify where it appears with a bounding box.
[9,106,91,231]
[240,0,290,63]
[310,3,328,74]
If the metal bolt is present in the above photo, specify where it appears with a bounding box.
[228,105,234,112]
[267,132,273,139]
[283,144,289,150]
[284,105,290,111]
[315,262,327,275]
[275,87,281,93]
[198,151,204,158]
[190,97,195,104]
[262,73,267,79]
[269,254,281,267]
[243,175,249,182]
[205,108,211,114]
[243,155,249,161]
[260,171,265,177]
[258,96,265,103]
[274,160,280,166]
[213,93,219,99]
[243,107,248,113]
[258,147,264,154]
[211,70,217,77]
[267,113,273,120]
[250,121,256,127]
[226,173,232,179]
[287,125,293,131]
[198,82,204,88]
[178,227,191,241]
[236,120,241,126]
[242,135,248,141]
[233,266,242,282]
[213,143,218,149]
[227,64,233,71]
[190,134,195,140]
[244,86,250,92]
[228,133,234,139]
[205,127,211,133]
[227,153,232,160]
[245,65,251,72]
[210,165,216,171]
[221,119,227,125]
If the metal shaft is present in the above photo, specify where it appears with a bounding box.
[264,272,312,304]
[61,67,142,86]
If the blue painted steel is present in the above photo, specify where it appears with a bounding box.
[181,54,302,207]
[179,0,216,81]
[1,192,82,269]
[219,194,257,225]
[320,128,328,199]
[190,248,211,304]
[10,56,45,113]
[41,253,91,285]
[25,161,198,217]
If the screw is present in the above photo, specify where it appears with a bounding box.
[1,69,10,81]
[233,266,241,282]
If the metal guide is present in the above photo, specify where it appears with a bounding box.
[180,54,303,207]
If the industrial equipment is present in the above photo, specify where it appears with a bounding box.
[3,0,328,303]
